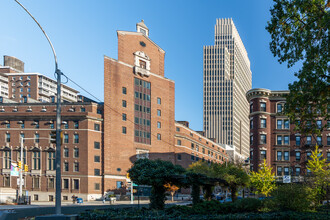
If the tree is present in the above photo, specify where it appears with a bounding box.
[266,0,329,134]
[250,159,276,197]
[212,162,250,202]
[306,145,330,204]
[128,159,185,210]
[164,183,179,202]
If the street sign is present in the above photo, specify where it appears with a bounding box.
[283,175,291,183]
[17,178,24,186]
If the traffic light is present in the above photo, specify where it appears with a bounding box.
[24,164,28,172]
[18,161,22,169]
[126,173,130,179]
[50,131,56,143]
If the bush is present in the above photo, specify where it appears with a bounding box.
[192,200,221,214]
[233,198,262,212]
[260,197,278,212]
[272,184,312,211]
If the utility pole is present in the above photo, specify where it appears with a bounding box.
[15,0,63,215]
[19,136,23,204]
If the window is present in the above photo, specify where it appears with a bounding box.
[295,167,301,176]
[5,121,10,129]
[277,120,283,129]
[122,126,127,134]
[260,119,266,128]
[191,143,195,150]
[277,151,282,161]
[296,151,301,161]
[296,136,301,146]
[277,166,282,176]
[34,195,39,201]
[250,120,253,129]
[250,135,253,145]
[307,152,312,160]
[250,104,253,113]
[21,121,25,129]
[27,88,31,92]
[64,162,69,172]
[157,122,161,128]
[277,136,282,145]
[95,183,100,190]
[284,120,290,129]
[306,136,312,145]
[33,177,40,188]
[32,151,40,170]
[317,136,322,145]
[327,136,330,146]
[17,151,26,165]
[122,87,127,94]
[94,123,100,131]
[116,181,123,189]
[327,152,330,162]
[6,133,10,142]
[74,121,79,129]
[80,107,86,112]
[284,135,289,145]
[157,110,161,116]
[260,150,266,160]
[94,169,100,176]
[74,162,79,172]
[74,134,79,143]
[74,148,79,158]
[284,151,289,161]
[177,154,182,160]
[316,120,322,129]
[94,142,100,149]
[260,102,266,111]
[48,178,55,189]
[3,150,11,169]
[191,154,195,161]
[50,123,54,129]
[284,167,289,176]
[157,133,161,140]
[49,195,54,202]
[20,133,25,143]
[47,151,55,170]
[122,100,127,107]
[260,134,266,144]
[277,104,283,113]
[122,113,127,121]
[63,179,69,189]
[157,97,161,105]
[35,133,40,143]
[94,155,100,162]
[176,127,180,132]
[64,148,69,157]
[177,139,181,145]
[64,134,69,143]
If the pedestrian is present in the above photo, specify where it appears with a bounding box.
[102,195,105,204]
[72,194,76,204]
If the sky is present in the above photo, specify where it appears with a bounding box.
[0,0,298,131]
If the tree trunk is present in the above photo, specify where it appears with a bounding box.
[191,183,201,205]
[231,185,237,202]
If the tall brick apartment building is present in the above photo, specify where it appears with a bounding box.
[103,21,228,190]
[246,88,330,181]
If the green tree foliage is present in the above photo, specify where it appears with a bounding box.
[272,184,313,211]
[128,159,185,210]
[266,0,329,134]
[250,159,276,197]
[306,145,330,204]
[212,162,250,202]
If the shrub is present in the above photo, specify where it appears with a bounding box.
[192,200,221,214]
[233,198,262,212]
[260,197,278,212]
[272,184,312,211]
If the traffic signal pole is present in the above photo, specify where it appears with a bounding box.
[19,136,23,203]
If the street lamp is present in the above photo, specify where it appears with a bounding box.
[15,0,63,215]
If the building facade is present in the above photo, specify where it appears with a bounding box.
[246,88,330,181]
[0,99,103,202]
[203,18,252,159]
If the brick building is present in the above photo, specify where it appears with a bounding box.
[0,98,103,201]
[103,21,228,190]
[246,88,330,181]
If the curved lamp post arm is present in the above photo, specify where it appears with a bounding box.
[14,0,58,69]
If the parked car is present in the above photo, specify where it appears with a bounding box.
[219,196,242,203]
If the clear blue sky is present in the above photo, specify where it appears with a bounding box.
[0,0,298,131]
